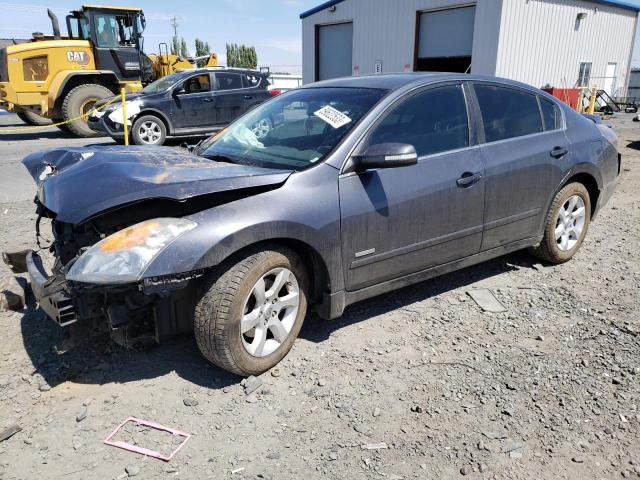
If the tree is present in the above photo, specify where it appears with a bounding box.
[226,43,258,69]
[194,38,211,67]
[180,38,189,59]
[170,35,180,56]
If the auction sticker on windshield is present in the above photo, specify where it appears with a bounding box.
[314,105,352,129]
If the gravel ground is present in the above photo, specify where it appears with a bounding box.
[0,113,638,480]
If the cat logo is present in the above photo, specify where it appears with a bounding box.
[66,51,89,66]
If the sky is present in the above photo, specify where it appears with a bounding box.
[2,0,640,75]
[0,0,319,75]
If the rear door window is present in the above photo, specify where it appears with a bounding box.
[474,84,543,142]
[367,84,470,157]
[539,98,562,131]
[216,73,244,91]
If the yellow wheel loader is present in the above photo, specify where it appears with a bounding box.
[0,5,217,137]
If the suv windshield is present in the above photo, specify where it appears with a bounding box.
[142,73,183,94]
[198,87,387,170]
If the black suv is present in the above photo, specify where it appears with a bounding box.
[88,68,277,145]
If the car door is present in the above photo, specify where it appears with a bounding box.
[212,72,247,125]
[339,83,485,291]
[171,73,215,129]
[470,83,568,250]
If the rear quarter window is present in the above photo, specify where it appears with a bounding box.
[539,98,562,131]
[474,84,543,142]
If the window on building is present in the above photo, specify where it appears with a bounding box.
[474,84,543,142]
[216,73,243,90]
[183,74,211,94]
[577,62,592,87]
[367,84,469,157]
[539,98,562,131]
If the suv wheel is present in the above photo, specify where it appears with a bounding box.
[529,182,591,264]
[132,115,167,145]
[194,247,308,376]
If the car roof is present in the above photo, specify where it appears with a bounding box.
[176,67,268,77]
[301,73,543,92]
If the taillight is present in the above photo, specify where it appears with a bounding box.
[268,89,281,96]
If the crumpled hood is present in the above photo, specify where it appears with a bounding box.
[23,145,293,224]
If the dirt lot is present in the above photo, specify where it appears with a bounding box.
[0,113,638,480]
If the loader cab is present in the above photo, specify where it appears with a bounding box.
[65,5,147,81]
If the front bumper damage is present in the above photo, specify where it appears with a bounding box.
[26,250,199,348]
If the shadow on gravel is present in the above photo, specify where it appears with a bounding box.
[19,249,538,389]
[300,250,539,343]
[20,289,237,390]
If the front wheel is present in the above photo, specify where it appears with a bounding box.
[61,84,113,137]
[529,182,591,264]
[131,115,167,145]
[194,247,308,376]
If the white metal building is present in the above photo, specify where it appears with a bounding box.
[300,0,639,96]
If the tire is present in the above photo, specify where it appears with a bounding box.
[61,84,113,137]
[194,246,308,376]
[16,110,51,126]
[52,118,71,134]
[131,115,167,145]
[529,182,591,264]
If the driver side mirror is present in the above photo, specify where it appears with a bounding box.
[172,86,185,96]
[353,143,418,172]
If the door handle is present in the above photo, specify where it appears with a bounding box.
[203,97,215,103]
[550,146,568,158]
[243,95,253,100]
[456,172,483,188]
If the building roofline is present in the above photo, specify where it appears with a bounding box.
[300,0,346,19]
[299,0,639,18]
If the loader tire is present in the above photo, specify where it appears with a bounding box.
[17,110,51,126]
[61,84,112,137]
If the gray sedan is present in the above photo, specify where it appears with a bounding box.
[21,73,620,376]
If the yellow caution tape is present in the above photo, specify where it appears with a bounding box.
[0,96,120,134]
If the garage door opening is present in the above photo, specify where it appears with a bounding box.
[316,22,353,81]
[415,6,475,73]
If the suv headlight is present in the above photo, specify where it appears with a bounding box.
[66,218,197,284]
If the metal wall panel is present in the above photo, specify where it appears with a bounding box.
[301,0,502,84]
[495,0,638,94]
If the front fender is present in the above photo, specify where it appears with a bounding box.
[141,163,345,292]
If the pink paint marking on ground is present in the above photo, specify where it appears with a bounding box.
[103,417,191,462]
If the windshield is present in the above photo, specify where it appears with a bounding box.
[142,73,183,94]
[198,87,388,170]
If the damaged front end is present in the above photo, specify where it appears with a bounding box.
[26,213,203,349]
[20,145,292,350]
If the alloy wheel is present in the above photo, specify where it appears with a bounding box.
[241,267,300,357]
[138,121,162,144]
[555,194,586,251]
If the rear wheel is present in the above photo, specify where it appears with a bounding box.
[194,247,308,376]
[131,115,167,145]
[529,182,591,264]
[61,84,113,137]
[16,110,51,126]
